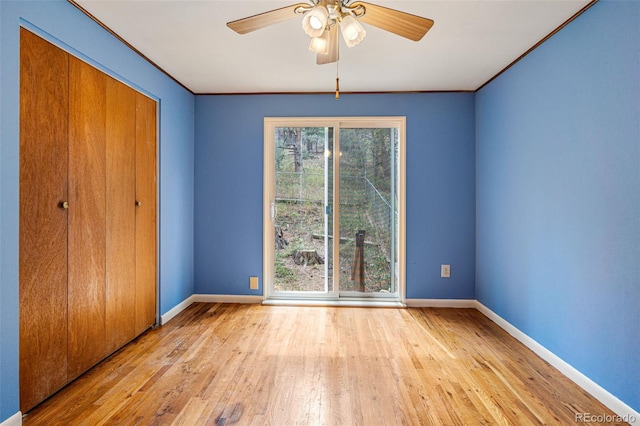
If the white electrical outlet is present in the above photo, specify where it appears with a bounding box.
[250,276,259,290]
[441,264,451,278]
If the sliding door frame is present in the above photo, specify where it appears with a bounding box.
[263,117,406,306]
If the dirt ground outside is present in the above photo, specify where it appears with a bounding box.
[274,199,392,293]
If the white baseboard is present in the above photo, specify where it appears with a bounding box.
[0,412,22,426]
[191,294,264,304]
[405,298,476,308]
[160,294,263,325]
[160,295,197,325]
[475,301,639,425]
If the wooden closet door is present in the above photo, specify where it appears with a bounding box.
[19,28,70,413]
[105,77,137,354]
[68,56,107,380]
[134,93,157,335]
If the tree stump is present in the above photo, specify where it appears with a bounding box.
[275,226,288,250]
[293,250,324,266]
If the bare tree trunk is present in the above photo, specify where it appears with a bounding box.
[275,226,288,250]
[351,230,366,292]
[294,129,302,172]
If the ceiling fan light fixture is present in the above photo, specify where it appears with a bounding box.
[227,0,434,67]
[339,14,366,48]
[302,6,329,37]
[309,32,330,55]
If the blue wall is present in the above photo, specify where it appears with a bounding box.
[194,94,477,299]
[0,1,195,421]
[476,0,639,412]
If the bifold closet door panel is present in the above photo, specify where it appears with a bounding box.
[68,56,107,381]
[19,28,70,413]
[105,76,137,354]
[134,93,158,335]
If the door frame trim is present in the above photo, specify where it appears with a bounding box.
[263,117,406,305]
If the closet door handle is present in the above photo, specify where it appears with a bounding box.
[135,200,142,207]
[60,201,69,209]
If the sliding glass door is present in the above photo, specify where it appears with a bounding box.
[264,118,405,303]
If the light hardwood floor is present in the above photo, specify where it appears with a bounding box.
[23,303,625,425]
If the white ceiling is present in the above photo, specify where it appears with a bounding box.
[73,0,593,94]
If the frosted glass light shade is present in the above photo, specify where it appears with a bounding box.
[340,14,366,47]
[302,7,329,38]
[309,32,329,54]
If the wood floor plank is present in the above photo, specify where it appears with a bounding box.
[23,304,627,426]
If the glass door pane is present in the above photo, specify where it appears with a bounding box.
[338,127,399,296]
[273,127,333,294]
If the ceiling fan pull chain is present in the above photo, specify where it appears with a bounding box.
[335,61,340,100]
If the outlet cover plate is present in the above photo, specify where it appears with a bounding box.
[250,276,259,290]
[441,264,451,278]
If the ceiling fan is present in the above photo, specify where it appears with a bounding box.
[227,0,434,65]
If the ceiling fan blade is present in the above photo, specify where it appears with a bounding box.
[227,3,310,34]
[317,26,339,65]
[350,2,434,41]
